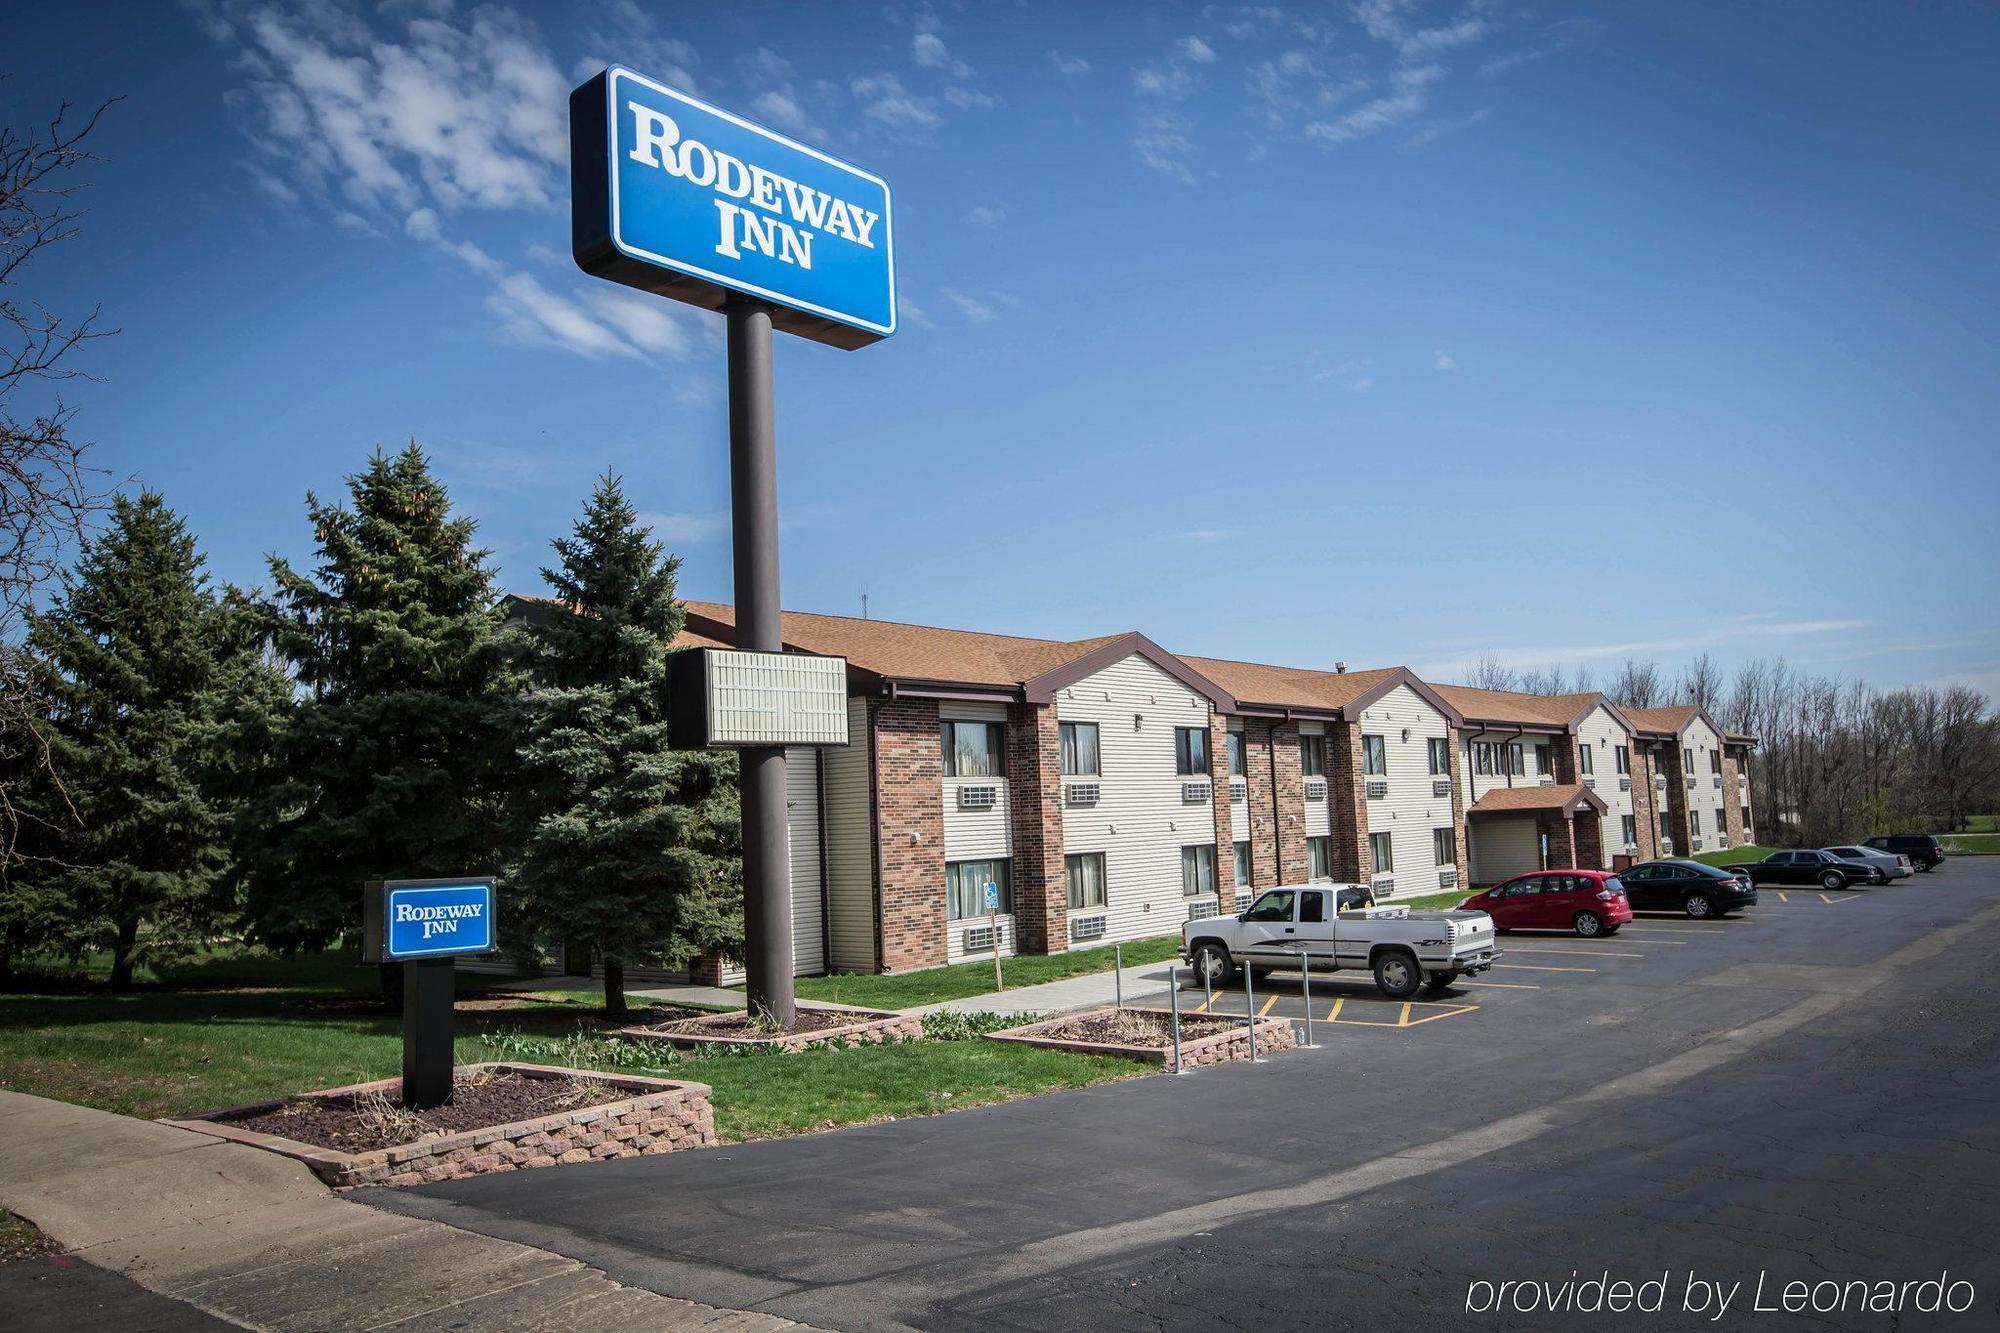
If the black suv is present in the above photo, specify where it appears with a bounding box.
[1619,860,1759,918]
[1863,834,1945,872]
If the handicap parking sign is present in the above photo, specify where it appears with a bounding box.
[984,881,1000,913]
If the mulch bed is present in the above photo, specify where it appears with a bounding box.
[618,1003,922,1053]
[217,1070,623,1154]
[985,1005,1297,1067]
[0,1213,63,1265]
[1032,1009,1241,1046]
[650,1007,864,1038]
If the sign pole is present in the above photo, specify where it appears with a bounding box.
[403,957,456,1111]
[729,296,796,1028]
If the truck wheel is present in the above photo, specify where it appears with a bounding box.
[1573,911,1604,938]
[1819,870,1845,891]
[1191,941,1236,988]
[1372,950,1423,999]
[1684,892,1714,919]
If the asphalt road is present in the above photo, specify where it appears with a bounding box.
[368,863,2000,1332]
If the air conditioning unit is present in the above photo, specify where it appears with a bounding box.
[1432,778,1451,798]
[1539,777,1555,787]
[1229,778,1247,803]
[1685,776,1697,789]
[1064,782,1099,807]
[1618,777,1631,792]
[1370,874,1395,894]
[1437,867,1458,888]
[957,784,999,810]
[1181,780,1212,803]
[1717,836,1730,849]
[1304,778,1327,800]
[1185,896,1219,922]
[1365,780,1388,799]
[1655,776,1667,790]
[1624,842,1639,855]
[1692,837,1705,851]
[1738,775,1748,787]
[1583,778,1597,790]
[1068,914,1107,943]
[963,923,1002,952]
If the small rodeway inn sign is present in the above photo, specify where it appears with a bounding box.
[570,65,896,348]
[365,878,496,963]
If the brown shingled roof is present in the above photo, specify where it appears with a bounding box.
[1432,685,1590,729]
[1469,783,1607,815]
[1173,656,1403,714]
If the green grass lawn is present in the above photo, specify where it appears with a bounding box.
[792,933,1186,1009]
[1941,832,1999,855]
[0,949,1138,1139]
[1689,845,1781,867]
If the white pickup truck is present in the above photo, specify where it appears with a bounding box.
[1182,884,1500,999]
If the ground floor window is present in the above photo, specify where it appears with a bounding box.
[1690,810,1703,835]
[1622,814,1638,847]
[946,858,1011,920]
[1433,827,1456,865]
[1181,844,1217,896]
[1741,806,1753,835]
[1233,840,1251,887]
[1369,830,1395,874]
[1064,852,1107,910]
[1306,835,1331,880]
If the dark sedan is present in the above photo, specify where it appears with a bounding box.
[1618,859,1759,918]
[1722,849,1873,891]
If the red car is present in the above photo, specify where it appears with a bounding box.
[1461,869,1633,938]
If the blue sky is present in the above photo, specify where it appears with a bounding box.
[7,1,1998,695]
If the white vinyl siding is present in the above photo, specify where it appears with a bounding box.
[1575,705,1634,868]
[1056,653,1216,948]
[1300,720,1331,839]
[785,745,826,975]
[1357,685,1454,896]
[941,700,1011,862]
[823,697,875,973]
[1682,716,1733,849]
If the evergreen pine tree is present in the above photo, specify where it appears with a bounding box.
[20,493,262,989]
[513,474,740,1016]
[238,443,518,959]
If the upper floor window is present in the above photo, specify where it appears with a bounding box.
[1233,840,1251,886]
[1175,726,1210,776]
[1615,745,1631,775]
[942,721,1005,778]
[1369,830,1395,874]
[1427,737,1450,775]
[1306,835,1332,881]
[1299,734,1325,777]
[1226,731,1246,777]
[1065,852,1107,910]
[1474,742,1495,776]
[1535,743,1552,775]
[1181,844,1217,896]
[1362,734,1386,776]
[1505,743,1525,776]
[1690,809,1703,835]
[1579,745,1594,775]
[1710,749,1723,774]
[1683,746,1694,771]
[1059,721,1099,776]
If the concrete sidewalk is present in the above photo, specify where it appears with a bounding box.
[0,1090,814,1332]
[913,958,1186,1016]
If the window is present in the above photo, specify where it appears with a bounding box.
[1534,743,1552,776]
[1579,745,1594,775]
[1683,746,1694,772]
[1710,749,1723,774]
[1742,805,1753,832]
[1474,742,1495,776]
[1059,722,1099,777]
[1427,737,1450,775]
[1181,844,1217,896]
[1507,743,1525,776]
[1064,853,1107,910]
[1504,877,1541,897]
[1233,840,1251,887]
[1369,830,1394,874]
[1226,731,1246,777]
[946,859,1010,920]
[1299,890,1328,923]
[942,721,1005,778]
[1690,809,1703,835]
[1306,836,1331,881]
[1299,734,1325,777]
[1362,734,1386,776]
[1433,827,1457,865]
[1175,727,1210,776]
[1615,745,1631,775]
[1621,815,1637,847]
[1242,890,1295,923]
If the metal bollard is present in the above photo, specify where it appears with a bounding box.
[1245,959,1258,1063]
[1302,951,1315,1049]
[1168,965,1184,1073]
[1114,942,1123,1011]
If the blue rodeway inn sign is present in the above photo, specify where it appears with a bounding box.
[570,65,896,349]
[367,878,496,962]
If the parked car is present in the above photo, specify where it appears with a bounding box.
[1182,884,1499,999]
[1824,844,1913,884]
[1722,849,1874,891]
[1459,870,1633,938]
[1863,834,1946,872]
[1618,859,1759,918]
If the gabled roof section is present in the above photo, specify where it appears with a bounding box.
[1625,703,1737,742]
[1173,658,1462,723]
[1469,783,1608,817]
[1433,685,1639,737]
[1022,632,1235,710]
[503,593,730,650]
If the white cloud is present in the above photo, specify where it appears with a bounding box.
[1305,64,1442,144]
[852,72,942,132]
[1414,619,1875,681]
[1049,50,1091,77]
[1434,350,1457,371]
[938,288,995,323]
[1133,112,1199,182]
[1176,36,1218,64]
[640,510,731,544]
[898,297,934,329]
[1179,528,1234,544]
[1348,376,1375,393]
[912,31,972,77]
[968,205,1005,226]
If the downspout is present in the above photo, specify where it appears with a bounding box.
[815,746,832,976]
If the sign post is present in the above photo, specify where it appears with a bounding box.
[363,878,497,1110]
[571,66,895,1028]
[985,879,1003,992]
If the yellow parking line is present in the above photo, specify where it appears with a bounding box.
[1458,979,1541,989]
[1819,893,1858,905]
[1494,962,1596,973]
[1401,1003,1479,1026]
[1326,996,1345,1023]
[1506,946,1644,959]
[1776,890,1789,902]
[1258,994,1279,1016]
[1192,996,1211,1014]
[1398,1001,1412,1025]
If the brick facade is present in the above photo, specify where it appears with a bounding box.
[1008,702,1068,953]
[1445,727,1471,883]
[1328,721,1372,882]
[1208,714,1238,911]
[1243,719,1280,890]
[1656,739,1692,855]
[1270,721,1308,884]
[1628,745,1661,862]
[871,696,948,971]
[1721,747,1752,843]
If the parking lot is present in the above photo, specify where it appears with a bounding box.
[370,866,2000,1331]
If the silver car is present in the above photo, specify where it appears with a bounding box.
[1825,844,1912,884]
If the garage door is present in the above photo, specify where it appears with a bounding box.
[1471,818,1540,884]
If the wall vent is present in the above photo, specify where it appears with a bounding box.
[957,784,999,810]
[1064,782,1100,807]
[1068,914,1107,943]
